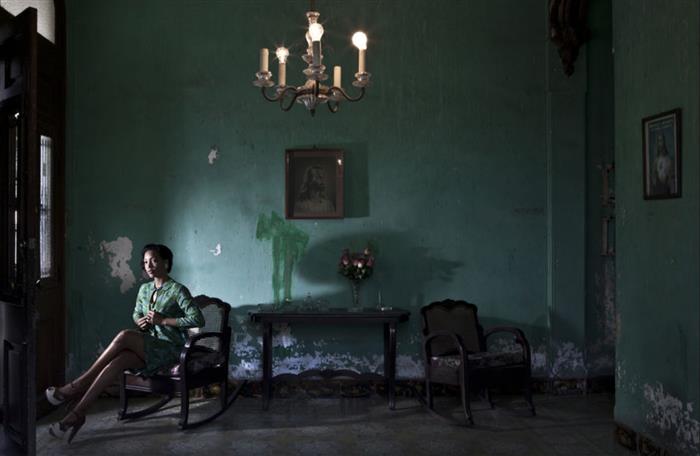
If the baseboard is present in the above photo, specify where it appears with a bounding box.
[614,422,672,455]
[235,376,614,398]
[531,375,614,395]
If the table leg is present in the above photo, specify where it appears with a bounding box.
[384,322,397,410]
[262,322,272,410]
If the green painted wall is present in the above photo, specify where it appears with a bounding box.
[64,0,614,383]
[613,1,700,454]
[585,0,615,378]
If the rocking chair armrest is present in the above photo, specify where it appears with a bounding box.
[184,331,225,349]
[179,332,226,367]
[484,326,532,362]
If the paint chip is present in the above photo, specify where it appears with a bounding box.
[208,146,219,165]
[99,236,136,293]
[209,243,222,256]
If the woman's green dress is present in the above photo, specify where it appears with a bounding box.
[132,278,204,376]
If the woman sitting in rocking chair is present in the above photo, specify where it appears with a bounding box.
[46,243,204,443]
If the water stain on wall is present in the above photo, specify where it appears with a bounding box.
[256,211,309,304]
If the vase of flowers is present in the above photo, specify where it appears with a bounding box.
[339,246,375,311]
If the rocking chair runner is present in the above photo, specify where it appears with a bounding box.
[118,295,244,429]
[420,299,535,425]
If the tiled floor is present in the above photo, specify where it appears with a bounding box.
[37,392,629,455]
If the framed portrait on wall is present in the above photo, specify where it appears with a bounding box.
[642,108,681,200]
[285,149,344,219]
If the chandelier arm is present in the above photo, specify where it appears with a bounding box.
[260,86,297,102]
[280,95,297,111]
[329,86,366,103]
[279,87,304,111]
[327,101,340,113]
[260,86,281,102]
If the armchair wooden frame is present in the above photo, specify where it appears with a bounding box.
[118,295,245,429]
[420,299,535,425]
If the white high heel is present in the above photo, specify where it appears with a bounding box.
[45,386,65,406]
[48,410,85,444]
[45,381,79,406]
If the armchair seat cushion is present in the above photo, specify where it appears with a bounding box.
[163,348,226,376]
[430,350,525,370]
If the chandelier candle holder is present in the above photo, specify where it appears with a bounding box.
[253,5,371,116]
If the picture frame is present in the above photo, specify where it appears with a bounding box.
[285,149,344,219]
[642,108,681,200]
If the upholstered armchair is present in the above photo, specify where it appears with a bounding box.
[420,299,535,425]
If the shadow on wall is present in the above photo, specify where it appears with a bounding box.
[228,231,465,378]
[296,231,464,309]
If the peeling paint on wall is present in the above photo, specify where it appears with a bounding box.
[99,236,136,293]
[208,145,219,165]
[272,353,384,374]
[588,259,616,374]
[550,342,587,378]
[615,360,639,394]
[228,312,424,379]
[531,345,547,375]
[256,212,309,304]
[643,382,700,453]
[598,261,617,347]
[396,355,423,379]
[272,323,296,348]
[487,336,522,354]
[209,243,222,256]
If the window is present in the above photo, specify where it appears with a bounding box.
[39,134,52,277]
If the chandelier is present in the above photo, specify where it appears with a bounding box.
[252,1,371,116]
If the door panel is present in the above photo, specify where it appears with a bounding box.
[0,7,39,455]
[0,3,63,452]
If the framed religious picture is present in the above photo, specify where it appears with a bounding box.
[285,149,344,219]
[642,108,681,200]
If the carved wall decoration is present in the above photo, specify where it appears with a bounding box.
[549,0,589,76]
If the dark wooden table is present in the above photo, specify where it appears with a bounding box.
[249,308,411,410]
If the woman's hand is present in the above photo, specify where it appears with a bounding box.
[136,316,150,330]
[147,310,165,326]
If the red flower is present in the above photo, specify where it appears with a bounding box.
[338,245,376,282]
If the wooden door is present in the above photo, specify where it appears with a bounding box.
[0,5,64,454]
[35,8,65,421]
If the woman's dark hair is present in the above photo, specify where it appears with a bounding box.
[141,244,173,272]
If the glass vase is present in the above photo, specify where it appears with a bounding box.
[350,280,361,311]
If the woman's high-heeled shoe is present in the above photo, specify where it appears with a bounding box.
[45,381,80,406]
[48,410,85,444]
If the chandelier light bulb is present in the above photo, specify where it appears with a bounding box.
[309,22,324,42]
[276,47,289,64]
[352,31,367,50]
